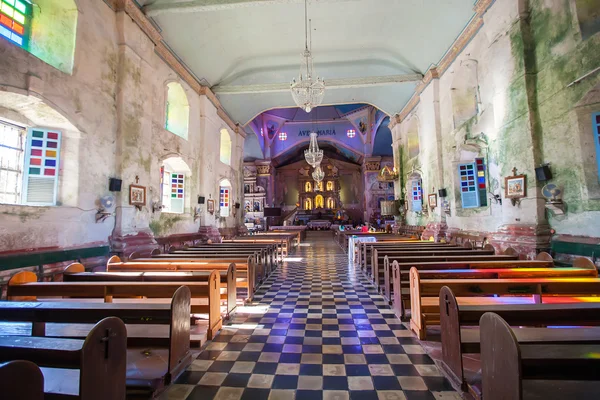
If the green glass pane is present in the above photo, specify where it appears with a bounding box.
[14,0,25,14]
[32,131,43,138]
[3,0,15,7]
[171,194,176,198]
[29,167,40,175]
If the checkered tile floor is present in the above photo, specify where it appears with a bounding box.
[160,232,460,400]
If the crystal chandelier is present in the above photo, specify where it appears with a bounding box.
[312,165,325,183]
[304,132,323,167]
[290,0,325,113]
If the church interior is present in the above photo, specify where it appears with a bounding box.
[0,0,599,399]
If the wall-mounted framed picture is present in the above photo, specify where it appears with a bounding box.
[505,174,526,199]
[207,199,215,214]
[129,185,146,206]
[428,193,438,208]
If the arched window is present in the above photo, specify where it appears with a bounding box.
[304,198,312,210]
[315,194,324,209]
[326,181,334,191]
[220,129,232,165]
[165,82,189,140]
[326,197,335,209]
[160,157,191,214]
[305,181,312,193]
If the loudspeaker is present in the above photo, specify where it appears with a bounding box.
[535,165,552,181]
[109,178,122,192]
[198,196,205,204]
[438,188,447,198]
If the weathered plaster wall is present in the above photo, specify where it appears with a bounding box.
[392,0,600,245]
[0,0,244,253]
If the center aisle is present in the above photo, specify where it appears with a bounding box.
[163,231,460,400]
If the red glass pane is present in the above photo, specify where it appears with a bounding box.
[31,149,42,156]
[479,183,486,189]
[0,15,11,28]
[44,169,55,176]
[30,158,41,166]
[47,132,59,140]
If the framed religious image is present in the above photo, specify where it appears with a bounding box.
[505,175,526,199]
[428,193,438,208]
[129,185,146,206]
[207,199,215,214]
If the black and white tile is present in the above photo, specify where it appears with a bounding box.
[160,232,460,400]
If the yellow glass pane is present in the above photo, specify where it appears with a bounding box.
[478,171,485,177]
[1,3,14,18]
[12,10,24,24]
[46,150,57,157]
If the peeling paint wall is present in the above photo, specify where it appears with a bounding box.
[392,0,600,241]
[0,0,244,253]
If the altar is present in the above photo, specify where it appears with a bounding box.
[307,220,332,230]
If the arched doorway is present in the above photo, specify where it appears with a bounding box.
[327,197,335,209]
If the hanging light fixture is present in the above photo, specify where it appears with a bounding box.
[305,131,323,167]
[312,165,325,183]
[290,0,325,113]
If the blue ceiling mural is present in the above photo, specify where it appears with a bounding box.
[373,117,393,156]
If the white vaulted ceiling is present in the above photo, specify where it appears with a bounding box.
[139,0,476,125]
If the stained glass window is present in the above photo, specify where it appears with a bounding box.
[160,164,186,214]
[0,0,30,48]
[411,179,422,212]
[347,129,356,138]
[220,186,230,217]
[458,160,488,209]
[594,112,600,180]
[22,128,61,205]
[278,132,287,141]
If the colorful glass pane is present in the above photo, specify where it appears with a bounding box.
[47,132,59,140]
[44,169,55,176]
[0,0,28,47]
[29,167,40,175]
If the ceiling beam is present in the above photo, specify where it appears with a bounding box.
[144,0,357,17]
[212,74,423,94]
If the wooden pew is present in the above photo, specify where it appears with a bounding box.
[373,249,516,293]
[117,256,256,301]
[224,236,293,257]
[480,312,600,400]
[409,264,600,339]
[0,317,127,400]
[388,254,556,317]
[371,244,493,281]
[0,360,44,400]
[0,286,192,396]
[64,262,237,317]
[169,247,271,274]
[358,239,436,269]
[188,243,282,265]
[7,270,222,340]
[439,285,600,391]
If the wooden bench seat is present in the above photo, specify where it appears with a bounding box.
[188,243,283,263]
[117,256,256,299]
[359,242,458,270]
[0,360,44,400]
[371,247,498,280]
[64,263,237,317]
[8,270,222,340]
[480,312,600,400]
[390,256,593,317]
[438,285,600,391]
[410,265,600,339]
[0,286,193,396]
[0,317,126,400]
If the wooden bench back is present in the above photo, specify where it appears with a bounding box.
[80,316,127,400]
[479,312,522,400]
[0,361,44,400]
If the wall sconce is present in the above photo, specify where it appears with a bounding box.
[96,195,115,223]
[233,202,241,217]
[152,199,164,213]
[489,193,502,205]
[443,200,451,216]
